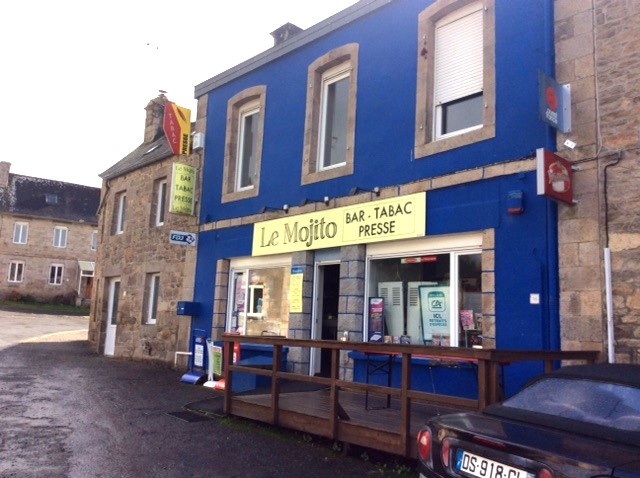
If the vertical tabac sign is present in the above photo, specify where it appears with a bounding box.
[164,102,191,156]
[170,163,196,215]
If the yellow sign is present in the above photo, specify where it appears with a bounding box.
[252,193,426,256]
[289,266,304,313]
[170,163,197,215]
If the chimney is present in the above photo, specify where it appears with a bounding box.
[270,23,303,46]
[144,93,168,143]
[0,161,10,189]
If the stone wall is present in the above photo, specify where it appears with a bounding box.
[593,0,640,362]
[554,0,640,363]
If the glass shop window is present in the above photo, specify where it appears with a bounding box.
[367,251,482,347]
[227,266,290,337]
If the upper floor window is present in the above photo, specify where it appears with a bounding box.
[145,273,160,325]
[13,222,28,244]
[113,191,127,234]
[154,179,167,226]
[415,0,495,158]
[91,230,98,251]
[222,86,266,203]
[49,264,63,285]
[53,226,68,248]
[302,44,358,185]
[8,261,24,283]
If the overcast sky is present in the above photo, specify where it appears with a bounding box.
[0,0,357,188]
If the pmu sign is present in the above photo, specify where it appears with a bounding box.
[169,230,197,247]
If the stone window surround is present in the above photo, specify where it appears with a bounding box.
[302,43,358,185]
[222,85,267,204]
[414,0,495,159]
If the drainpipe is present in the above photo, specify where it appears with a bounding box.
[603,152,622,363]
[546,199,560,351]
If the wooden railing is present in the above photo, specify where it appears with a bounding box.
[221,336,599,456]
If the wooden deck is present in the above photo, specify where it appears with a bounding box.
[228,385,463,458]
[221,336,600,458]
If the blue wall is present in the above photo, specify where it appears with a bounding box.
[199,0,556,223]
[192,0,560,380]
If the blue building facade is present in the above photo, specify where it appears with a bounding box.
[192,0,560,394]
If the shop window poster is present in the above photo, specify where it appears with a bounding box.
[368,297,385,342]
[460,309,475,330]
[419,285,450,343]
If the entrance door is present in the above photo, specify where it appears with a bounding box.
[104,278,120,356]
[311,263,339,377]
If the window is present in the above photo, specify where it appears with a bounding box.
[367,237,482,348]
[53,226,68,248]
[415,0,495,158]
[91,230,98,251]
[222,86,266,203]
[13,222,28,244]
[154,179,167,226]
[237,102,260,190]
[227,265,291,337]
[113,191,126,234]
[49,265,63,285]
[302,44,358,185]
[145,273,160,324]
[8,261,24,283]
[45,193,58,205]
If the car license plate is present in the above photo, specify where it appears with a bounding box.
[456,450,531,478]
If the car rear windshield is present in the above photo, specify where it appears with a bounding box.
[502,378,640,431]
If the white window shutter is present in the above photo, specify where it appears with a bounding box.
[434,4,483,105]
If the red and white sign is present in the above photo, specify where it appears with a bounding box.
[536,148,574,205]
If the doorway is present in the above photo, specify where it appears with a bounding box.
[311,263,340,377]
[104,278,120,356]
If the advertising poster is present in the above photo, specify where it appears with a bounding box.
[368,297,385,342]
[289,266,304,313]
[419,285,450,343]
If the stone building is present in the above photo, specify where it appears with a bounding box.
[0,161,100,305]
[87,94,204,366]
[555,0,640,363]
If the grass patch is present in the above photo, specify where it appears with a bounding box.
[0,300,90,316]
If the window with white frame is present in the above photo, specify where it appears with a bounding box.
[318,64,351,170]
[13,222,29,244]
[114,191,126,234]
[236,101,260,191]
[49,264,63,285]
[366,235,482,348]
[53,226,68,248]
[302,44,358,185]
[222,86,266,203]
[91,230,98,251]
[227,257,291,337]
[415,0,495,158]
[154,179,167,226]
[8,261,24,283]
[145,273,160,324]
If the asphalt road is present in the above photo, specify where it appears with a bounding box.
[0,311,414,478]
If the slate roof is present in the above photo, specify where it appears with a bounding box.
[0,173,100,224]
[99,135,173,181]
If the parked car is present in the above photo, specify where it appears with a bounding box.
[416,363,640,478]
